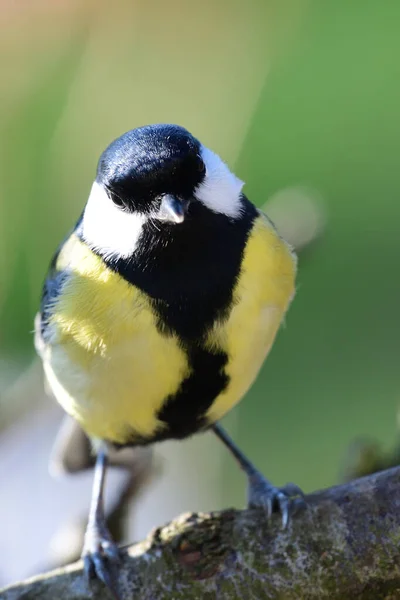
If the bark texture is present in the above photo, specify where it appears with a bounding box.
[3,466,400,600]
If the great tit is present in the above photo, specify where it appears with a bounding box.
[35,124,302,595]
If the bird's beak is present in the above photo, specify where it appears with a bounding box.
[158,195,188,224]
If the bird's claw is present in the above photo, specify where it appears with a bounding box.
[247,472,306,528]
[82,523,122,599]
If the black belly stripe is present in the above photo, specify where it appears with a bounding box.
[111,345,229,448]
[156,345,229,439]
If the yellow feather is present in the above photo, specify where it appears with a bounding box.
[205,213,296,422]
[43,212,296,445]
[44,234,188,442]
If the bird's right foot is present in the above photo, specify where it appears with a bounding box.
[82,516,122,600]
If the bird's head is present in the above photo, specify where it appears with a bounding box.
[81,124,244,258]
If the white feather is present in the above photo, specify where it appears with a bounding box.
[82,147,244,260]
[82,181,146,259]
[195,145,244,219]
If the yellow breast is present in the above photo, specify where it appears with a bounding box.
[205,213,296,423]
[42,213,295,445]
[43,234,189,443]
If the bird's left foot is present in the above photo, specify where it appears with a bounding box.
[247,471,306,528]
[82,516,122,600]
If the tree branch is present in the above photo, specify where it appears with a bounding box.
[3,466,400,599]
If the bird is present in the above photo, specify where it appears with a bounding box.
[35,123,303,596]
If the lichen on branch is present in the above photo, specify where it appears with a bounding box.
[3,467,400,599]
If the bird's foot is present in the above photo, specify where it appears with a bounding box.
[82,515,122,600]
[247,471,306,528]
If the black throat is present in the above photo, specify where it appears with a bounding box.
[100,196,257,341]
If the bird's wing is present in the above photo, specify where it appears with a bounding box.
[33,311,46,359]
[34,223,78,358]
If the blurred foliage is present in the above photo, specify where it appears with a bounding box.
[1,0,400,503]
[340,436,400,483]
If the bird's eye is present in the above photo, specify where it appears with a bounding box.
[107,188,126,209]
[197,159,206,175]
[112,195,125,208]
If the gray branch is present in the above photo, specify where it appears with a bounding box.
[3,466,400,599]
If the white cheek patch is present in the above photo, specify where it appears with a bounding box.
[82,181,146,259]
[195,145,244,219]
